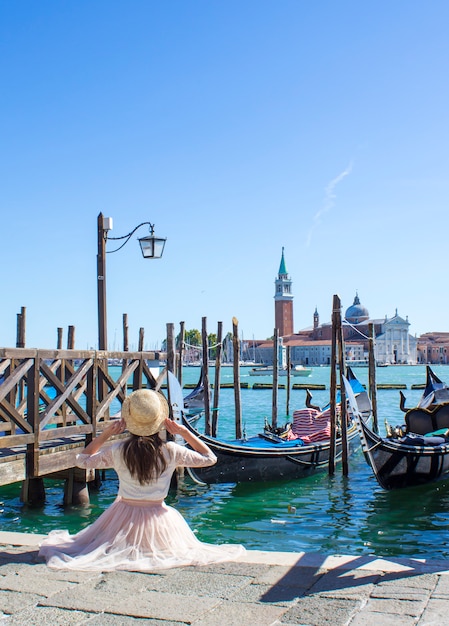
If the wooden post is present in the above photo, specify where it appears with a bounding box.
[132,327,146,390]
[67,325,75,349]
[165,324,182,486]
[166,323,175,375]
[177,321,185,384]
[63,469,90,505]
[16,313,20,348]
[166,322,177,481]
[25,354,41,492]
[286,345,291,417]
[201,317,212,435]
[232,317,242,439]
[97,213,107,351]
[272,329,279,429]
[14,307,26,409]
[57,328,63,349]
[123,314,129,351]
[86,352,96,446]
[64,326,76,425]
[336,302,349,476]
[138,327,144,352]
[212,321,223,437]
[20,477,45,505]
[122,313,129,380]
[328,294,339,475]
[16,307,26,348]
[368,323,379,433]
[97,216,109,411]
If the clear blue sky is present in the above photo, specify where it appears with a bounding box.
[1,1,448,350]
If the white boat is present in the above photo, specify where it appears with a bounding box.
[249,365,312,377]
[344,360,369,367]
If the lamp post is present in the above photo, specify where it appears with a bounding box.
[96,212,166,351]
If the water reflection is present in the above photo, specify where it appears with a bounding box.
[360,478,449,558]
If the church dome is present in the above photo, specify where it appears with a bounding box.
[345,293,369,323]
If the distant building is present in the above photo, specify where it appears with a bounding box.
[417,332,449,364]
[281,294,418,366]
[253,251,419,366]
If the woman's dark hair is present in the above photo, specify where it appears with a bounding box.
[121,433,168,484]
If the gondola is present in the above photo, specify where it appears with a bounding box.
[344,369,449,490]
[181,373,370,484]
[183,369,209,422]
[401,365,449,411]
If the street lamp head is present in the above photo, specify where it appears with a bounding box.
[139,231,167,259]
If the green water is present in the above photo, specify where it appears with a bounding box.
[2,365,449,561]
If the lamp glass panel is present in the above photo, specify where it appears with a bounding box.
[139,236,166,259]
[152,238,166,258]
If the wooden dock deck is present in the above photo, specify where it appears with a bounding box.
[0,348,161,501]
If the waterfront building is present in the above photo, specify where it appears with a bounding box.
[253,251,419,366]
[417,332,449,365]
[281,295,418,366]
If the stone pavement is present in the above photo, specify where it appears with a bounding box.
[0,532,449,625]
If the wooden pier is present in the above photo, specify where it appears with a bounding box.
[0,343,426,504]
[0,347,161,503]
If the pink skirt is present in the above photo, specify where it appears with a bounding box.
[38,497,245,572]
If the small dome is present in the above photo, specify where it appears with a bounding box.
[345,293,369,323]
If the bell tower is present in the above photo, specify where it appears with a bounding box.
[313,307,319,330]
[274,247,294,337]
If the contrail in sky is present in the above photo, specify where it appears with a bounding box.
[305,161,353,247]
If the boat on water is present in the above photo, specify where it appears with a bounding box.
[409,366,449,409]
[344,359,369,368]
[249,365,312,377]
[183,369,209,423]
[347,366,449,490]
[181,372,370,484]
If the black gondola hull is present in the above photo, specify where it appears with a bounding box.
[183,420,361,484]
[357,417,449,490]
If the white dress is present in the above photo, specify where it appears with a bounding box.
[38,440,245,571]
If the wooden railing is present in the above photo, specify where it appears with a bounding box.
[0,348,162,486]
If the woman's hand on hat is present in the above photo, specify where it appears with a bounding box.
[105,418,126,437]
[83,418,126,455]
[164,417,214,457]
[164,418,186,436]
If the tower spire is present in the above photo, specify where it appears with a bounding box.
[274,248,294,337]
[278,246,287,276]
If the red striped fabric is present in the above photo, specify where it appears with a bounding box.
[286,406,340,443]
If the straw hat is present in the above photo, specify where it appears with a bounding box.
[121,389,169,436]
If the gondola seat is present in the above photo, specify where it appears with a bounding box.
[405,409,436,435]
[405,404,449,436]
[434,404,449,430]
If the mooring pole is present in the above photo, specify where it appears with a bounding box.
[16,307,26,348]
[201,317,212,435]
[232,317,242,439]
[368,323,379,433]
[212,321,223,437]
[166,323,175,375]
[286,345,291,417]
[177,321,185,384]
[328,294,339,475]
[123,314,129,351]
[272,328,279,429]
[336,300,349,476]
